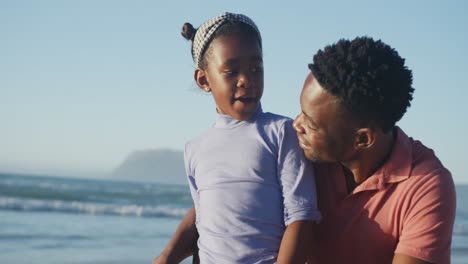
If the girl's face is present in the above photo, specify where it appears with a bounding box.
[195,33,263,121]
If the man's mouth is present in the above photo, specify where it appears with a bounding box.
[298,137,312,150]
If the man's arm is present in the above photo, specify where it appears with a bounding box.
[392,169,456,263]
[152,207,198,264]
[277,220,316,264]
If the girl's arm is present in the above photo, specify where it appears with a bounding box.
[276,120,321,263]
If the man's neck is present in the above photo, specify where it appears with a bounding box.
[341,128,396,191]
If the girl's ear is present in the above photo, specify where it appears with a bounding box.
[194,68,211,92]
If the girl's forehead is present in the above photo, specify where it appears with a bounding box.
[208,34,262,58]
[212,31,260,46]
[204,42,262,71]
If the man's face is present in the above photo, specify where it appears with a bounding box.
[293,73,356,163]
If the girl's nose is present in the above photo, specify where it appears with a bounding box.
[237,72,254,89]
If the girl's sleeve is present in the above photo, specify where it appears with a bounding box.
[184,143,200,224]
[277,120,321,226]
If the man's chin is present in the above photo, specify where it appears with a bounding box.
[304,152,330,163]
[304,152,319,162]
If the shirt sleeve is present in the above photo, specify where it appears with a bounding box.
[395,169,456,263]
[184,143,200,224]
[276,119,321,226]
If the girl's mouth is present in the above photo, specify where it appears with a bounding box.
[235,96,257,103]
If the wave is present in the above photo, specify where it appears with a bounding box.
[0,233,91,241]
[0,173,192,208]
[0,196,189,218]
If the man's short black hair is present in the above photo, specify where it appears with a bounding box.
[309,36,414,132]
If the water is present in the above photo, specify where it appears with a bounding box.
[0,173,193,264]
[0,173,467,264]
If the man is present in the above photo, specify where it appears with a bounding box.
[153,37,456,264]
[293,36,455,263]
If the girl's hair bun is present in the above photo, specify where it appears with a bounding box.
[181,22,196,41]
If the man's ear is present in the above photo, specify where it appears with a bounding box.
[194,68,211,92]
[354,128,375,150]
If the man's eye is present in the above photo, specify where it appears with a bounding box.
[224,70,238,75]
[251,66,263,73]
[307,122,318,131]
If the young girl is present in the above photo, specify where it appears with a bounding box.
[158,12,320,263]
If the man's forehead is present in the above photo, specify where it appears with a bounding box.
[301,74,324,103]
[301,74,337,113]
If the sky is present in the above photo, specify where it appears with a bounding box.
[1,0,467,183]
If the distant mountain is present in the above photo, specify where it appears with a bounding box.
[111,149,186,185]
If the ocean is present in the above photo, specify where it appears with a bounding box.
[0,172,467,264]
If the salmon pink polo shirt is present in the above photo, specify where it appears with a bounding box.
[310,127,456,264]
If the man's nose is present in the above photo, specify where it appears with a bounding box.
[293,114,305,133]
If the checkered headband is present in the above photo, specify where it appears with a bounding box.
[192,12,261,68]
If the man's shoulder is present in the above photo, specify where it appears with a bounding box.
[406,134,452,183]
[388,130,455,215]
[388,127,452,184]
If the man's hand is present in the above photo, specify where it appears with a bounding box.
[277,220,316,264]
[152,253,170,264]
[152,207,198,264]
